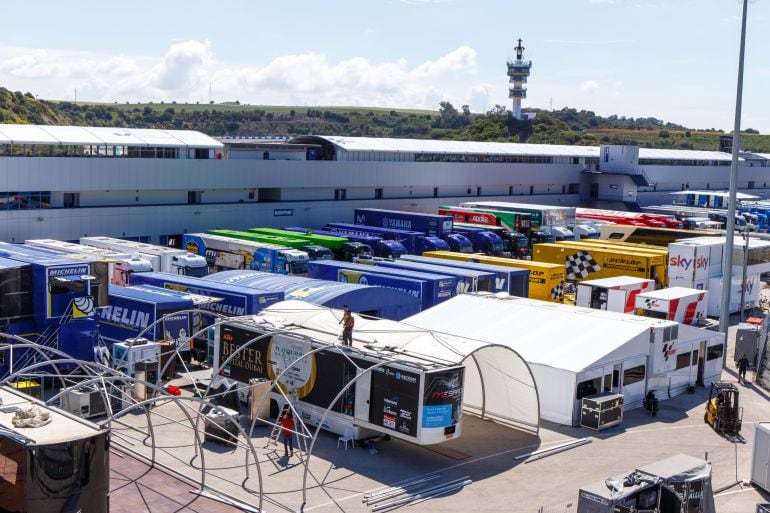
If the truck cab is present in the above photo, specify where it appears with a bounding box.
[416,236,450,254]
[531,230,556,245]
[170,253,209,277]
[374,239,407,259]
[571,224,600,240]
[541,226,575,242]
[442,233,473,253]
[282,249,310,274]
[301,244,335,261]
[451,228,507,257]
[113,256,154,286]
[339,242,374,262]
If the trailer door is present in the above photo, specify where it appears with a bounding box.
[354,370,371,423]
[607,289,627,313]
[620,355,647,407]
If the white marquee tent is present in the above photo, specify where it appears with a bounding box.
[258,300,541,434]
[406,294,724,425]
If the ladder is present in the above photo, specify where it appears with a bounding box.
[266,403,291,448]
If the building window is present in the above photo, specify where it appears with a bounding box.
[529,186,534,195]
[675,351,692,370]
[509,186,513,196]
[334,188,347,200]
[476,186,482,196]
[568,183,579,194]
[576,377,600,399]
[433,187,438,198]
[187,191,202,205]
[0,191,51,209]
[466,188,472,195]
[706,344,723,361]
[63,193,80,208]
[374,188,383,200]
[623,365,645,386]
[748,181,755,189]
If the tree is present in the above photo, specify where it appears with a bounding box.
[461,104,470,116]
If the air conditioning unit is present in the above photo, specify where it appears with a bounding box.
[60,386,108,419]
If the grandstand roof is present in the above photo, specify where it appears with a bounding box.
[0,124,223,149]
[293,135,738,161]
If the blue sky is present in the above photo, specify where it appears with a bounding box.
[1,0,768,132]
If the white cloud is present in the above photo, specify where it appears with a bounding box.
[580,80,600,92]
[0,41,482,111]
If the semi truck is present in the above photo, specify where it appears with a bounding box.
[449,221,529,257]
[532,242,668,288]
[400,254,529,297]
[183,233,309,275]
[459,201,576,241]
[25,239,153,286]
[575,276,656,314]
[324,222,449,254]
[449,224,507,257]
[244,228,338,260]
[307,260,457,309]
[353,208,455,238]
[421,251,565,303]
[281,227,399,260]
[80,236,208,277]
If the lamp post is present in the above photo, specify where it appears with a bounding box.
[740,226,750,322]
[718,0,749,369]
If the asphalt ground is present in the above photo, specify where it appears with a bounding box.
[110,295,770,513]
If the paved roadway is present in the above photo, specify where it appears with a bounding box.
[110,310,770,513]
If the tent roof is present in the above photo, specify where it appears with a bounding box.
[253,300,540,432]
[579,276,653,288]
[637,287,704,300]
[406,294,677,373]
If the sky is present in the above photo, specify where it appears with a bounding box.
[1,0,768,132]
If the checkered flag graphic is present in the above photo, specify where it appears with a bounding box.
[565,251,601,280]
[550,281,565,300]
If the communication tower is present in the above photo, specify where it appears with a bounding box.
[507,39,533,120]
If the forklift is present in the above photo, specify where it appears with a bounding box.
[704,381,742,435]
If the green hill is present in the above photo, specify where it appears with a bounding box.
[2,85,769,152]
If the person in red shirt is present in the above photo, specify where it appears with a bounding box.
[280,410,295,457]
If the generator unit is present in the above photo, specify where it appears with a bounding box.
[113,338,161,402]
[60,385,109,419]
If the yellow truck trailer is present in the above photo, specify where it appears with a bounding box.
[532,243,667,288]
[421,251,566,302]
[562,239,669,256]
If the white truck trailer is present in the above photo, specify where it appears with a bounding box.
[80,236,208,277]
[25,239,153,286]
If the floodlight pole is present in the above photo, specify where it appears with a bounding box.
[718,0,749,368]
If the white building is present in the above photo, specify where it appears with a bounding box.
[1,124,769,244]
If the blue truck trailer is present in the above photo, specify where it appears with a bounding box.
[324,223,449,254]
[353,208,454,238]
[371,259,495,294]
[128,271,283,317]
[400,254,529,297]
[204,270,422,320]
[307,260,456,309]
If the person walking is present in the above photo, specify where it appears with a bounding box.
[340,305,354,346]
[280,410,295,457]
[738,354,750,385]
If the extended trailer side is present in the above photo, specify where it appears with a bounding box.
[212,322,465,445]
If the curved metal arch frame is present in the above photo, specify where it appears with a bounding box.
[0,341,266,511]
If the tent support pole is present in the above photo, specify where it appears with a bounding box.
[470,353,486,420]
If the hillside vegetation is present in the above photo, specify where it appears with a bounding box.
[1,85,769,152]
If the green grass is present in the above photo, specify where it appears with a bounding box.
[586,128,770,153]
[59,101,437,117]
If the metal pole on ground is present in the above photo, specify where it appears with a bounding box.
[741,227,750,322]
[719,0,749,370]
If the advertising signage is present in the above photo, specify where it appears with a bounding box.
[422,368,465,429]
[369,365,421,438]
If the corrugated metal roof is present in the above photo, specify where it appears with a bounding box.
[313,135,599,157]
[638,148,733,161]
[0,123,223,148]
[304,135,737,161]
